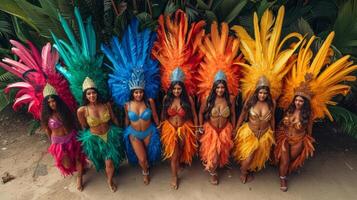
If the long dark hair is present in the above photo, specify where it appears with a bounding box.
[162,81,192,120]
[245,86,274,111]
[41,95,75,131]
[286,95,311,125]
[82,87,106,106]
[203,80,231,120]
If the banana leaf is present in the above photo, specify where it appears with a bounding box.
[329,105,357,138]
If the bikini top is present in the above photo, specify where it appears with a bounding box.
[211,106,230,118]
[85,105,111,127]
[128,102,152,122]
[167,106,186,117]
[48,117,63,129]
[282,114,305,131]
[249,107,272,122]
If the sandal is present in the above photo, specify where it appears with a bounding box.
[108,181,117,192]
[240,172,254,184]
[142,170,150,185]
[280,176,288,192]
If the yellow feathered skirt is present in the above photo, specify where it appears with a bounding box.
[199,122,233,171]
[233,123,275,172]
[160,120,197,165]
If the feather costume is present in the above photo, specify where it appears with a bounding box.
[51,7,108,104]
[0,40,76,119]
[101,19,161,164]
[197,21,241,170]
[275,32,357,173]
[232,6,302,172]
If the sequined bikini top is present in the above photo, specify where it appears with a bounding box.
[211,106,230,118]
[127,102,152,122]
[167,107,186,117]
[283,114,305,131]
[85,105,110,127]
[48,117,63,129]
[249,108,272,122]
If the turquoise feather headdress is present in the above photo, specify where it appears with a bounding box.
[51,7,108,104]
[101,18,160,106]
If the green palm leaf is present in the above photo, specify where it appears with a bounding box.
[329,106,357,138]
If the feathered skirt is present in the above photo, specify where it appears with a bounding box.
[48,130,87,176]
[160,120,197,165]
[274,126,315,173]
[124,123,161,164]
[199,122,233,171]
[233,123,275,172]
[78,126,125,171]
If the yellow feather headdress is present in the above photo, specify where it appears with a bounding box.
[196,21,242,100]
[152,10,205,96]
[232,6,303,101]
[279,32,357,121]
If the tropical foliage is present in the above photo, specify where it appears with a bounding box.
[0,0,356,137]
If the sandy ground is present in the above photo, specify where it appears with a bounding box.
[0,108,356,200]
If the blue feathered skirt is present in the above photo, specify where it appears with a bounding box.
[124,123,162,164]
[78,125,125,171]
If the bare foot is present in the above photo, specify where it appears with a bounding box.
[209,173,219,185]
[240,173,254,184]
[108,181,117,192]
[171,176,178,190]
[76,176,83,192]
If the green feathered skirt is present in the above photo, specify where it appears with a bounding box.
[78,125,125,171]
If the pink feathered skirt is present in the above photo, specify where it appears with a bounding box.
[48,130,87,176]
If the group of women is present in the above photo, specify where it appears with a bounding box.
[1,6,356,194]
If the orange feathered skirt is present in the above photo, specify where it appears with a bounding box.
[199,122,233,171]
[233,123,275,172]
[274,127,315,173]
[160,120,197,165]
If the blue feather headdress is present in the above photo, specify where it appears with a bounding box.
[101,19,160,106]
[51,7,108,104]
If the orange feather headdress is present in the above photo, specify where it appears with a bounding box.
[152,9,205,96]
[279,32,357,121]
[196,21,242,101]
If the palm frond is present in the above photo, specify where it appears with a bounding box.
[329,105,357,138]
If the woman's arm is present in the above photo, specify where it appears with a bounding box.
[107,102,119,126]
[307,118,313,135]
[124,103,130,127]
[236,100,248,128]
[230,95,237,130]
[149,98,160,125]
[77,106,88,130]
[270,100,276,132]
[189,96,198,126]
[161,95,167,122]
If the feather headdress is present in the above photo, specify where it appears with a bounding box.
[152,9,205,96]
[232,6,303,101]
[51,7,108,104]
[0,40,77,119]
[279,32,357,121]
[196,21,242,100]
[101,18,160,106]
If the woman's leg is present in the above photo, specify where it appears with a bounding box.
[130,135,150,184]
[240,151,255,184]
[278,141,290,192]
[170,142,181,189]
[208,151,219,185]
[105,159,117,192]
[76,159,84,191]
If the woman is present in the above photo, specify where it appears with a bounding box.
[101,19,162,185]
[199,76,236,185]
[77,77,125,192]
[275,95,314,192]
[124,87,161,185]
[196,21,241,185]
[161,79,198,189]
[151,10,204,189]
[233,76,275,184]
[41,84,86,191]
